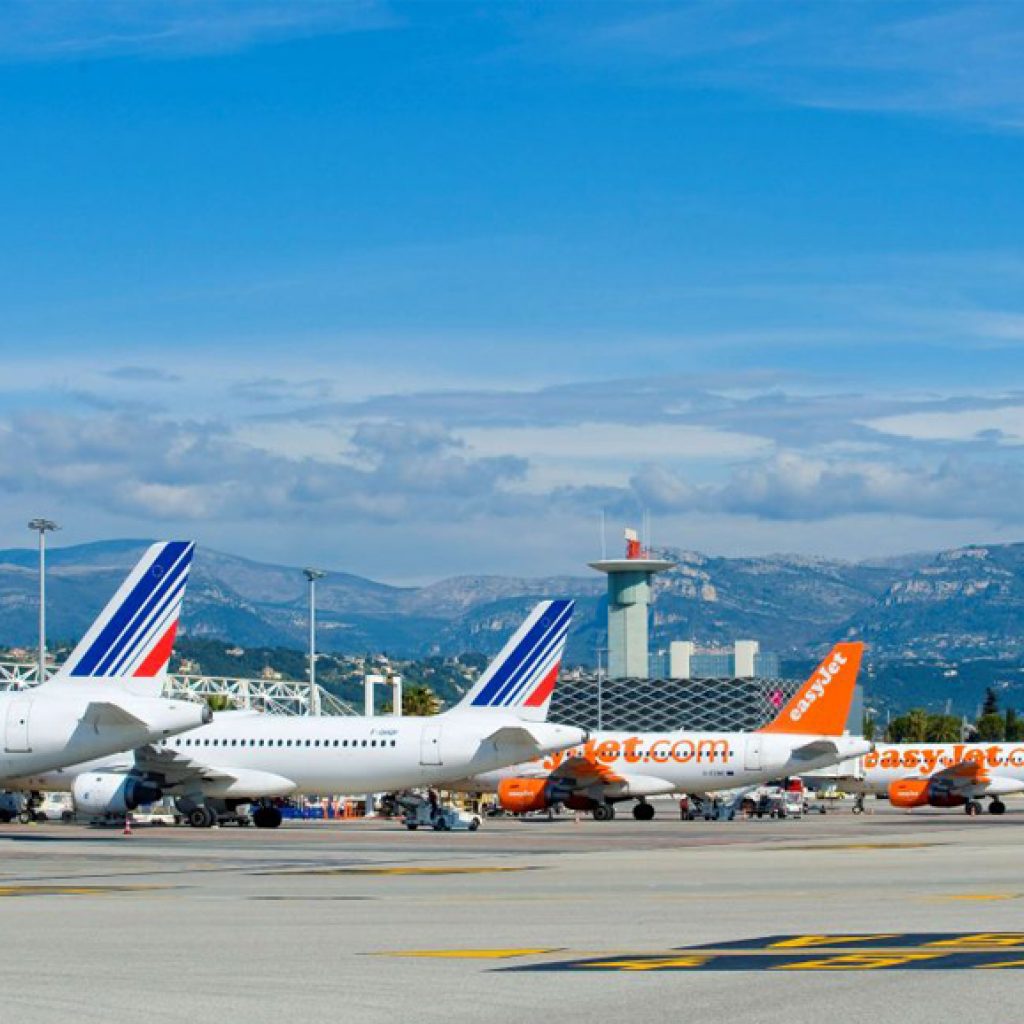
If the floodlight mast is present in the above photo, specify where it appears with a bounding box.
[27,518,59,685]
[303,568,327,716]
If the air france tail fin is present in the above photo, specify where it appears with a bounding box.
[50,541,195,696]
[451,599,574,723]
[758,641,863,737]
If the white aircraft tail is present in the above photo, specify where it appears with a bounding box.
[48,541,195,697]
[449,599,574,723]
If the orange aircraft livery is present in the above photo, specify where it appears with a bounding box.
[450,642,872,821]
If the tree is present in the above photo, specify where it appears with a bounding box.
[205,694,234,712]
[402,685,441,717]
[925,714,962,743]
[1005,708,1022,742]
[862,713,876,742]
[982,687,1000,717]
[887,708,930,743]
[976,712,1006,742]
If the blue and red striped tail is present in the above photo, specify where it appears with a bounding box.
[55,541,195,693]
[456,599,574,722]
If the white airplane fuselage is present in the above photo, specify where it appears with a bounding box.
[13,710,588,799]
[0,683,209,781]
[458,730,875,800]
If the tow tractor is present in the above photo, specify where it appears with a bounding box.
[396,792,482,831]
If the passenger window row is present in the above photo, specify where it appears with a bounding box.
[168,738,398,749]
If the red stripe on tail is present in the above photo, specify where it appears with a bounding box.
[133,621,179,678]
[523,662,560,707]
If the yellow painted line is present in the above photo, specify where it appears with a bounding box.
[927,893,1018,903]
[0,884,166,897]
[925,933,1024,947]
[769,933,903,949]
[772,952,950,971]
[374,948,562,960]
[263,866,532,877]
[778,842,936,852]
[580,956,711,971]
[977,958,1024,969]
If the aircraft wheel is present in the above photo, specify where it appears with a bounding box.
[632,802,655,821]
[990,800,1007,815]
[254,806,282,829]
[592,804,615,822]
[17,810,33,824]
[406,824,418,831]
[965,800,983,816]
[189,806,214,828]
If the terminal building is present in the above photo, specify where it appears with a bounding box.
[549,528,818,734]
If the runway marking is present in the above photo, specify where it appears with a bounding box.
[381,934,1024,972]
[259,865,535,877]
[776,842,938,852]
[0,884,167,897]
[927,892,1018,902]
[375,948,562,960]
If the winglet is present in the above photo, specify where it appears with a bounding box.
[452,599,574,723]
[52,541,195,696]
[758,642,863,736]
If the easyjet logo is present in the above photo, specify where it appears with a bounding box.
[540,736,730,771]
[790,651,847,723]
[866,745,1024,774]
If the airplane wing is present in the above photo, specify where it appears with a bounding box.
[926,760,990,794]
[131,744,238,787]
[546,755,624,785]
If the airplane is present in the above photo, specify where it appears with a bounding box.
[447,641,872,820]
[12,599,587,828]
[0,541,210,813]
[836,742,1024,815]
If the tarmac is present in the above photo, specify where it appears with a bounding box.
[1,803,1022,1023]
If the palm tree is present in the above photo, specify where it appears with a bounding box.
[402,685,441,717]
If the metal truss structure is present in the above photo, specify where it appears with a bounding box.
[0,661,356,717]
[550,674,804,733]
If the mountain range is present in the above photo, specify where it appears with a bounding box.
[1,538,1023,668]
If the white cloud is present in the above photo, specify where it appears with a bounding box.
[865,405,1024,444]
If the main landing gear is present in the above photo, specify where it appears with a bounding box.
[188,805,218,828]
[632,801,655,821]
[252,805,283,829]
[989,799,1006,816]
[592,803,616,822]
[964,800,984,816]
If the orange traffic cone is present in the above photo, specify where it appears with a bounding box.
[123,814,133,836]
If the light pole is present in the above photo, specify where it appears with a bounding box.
[303,568,326,716]
[27,519,59,685]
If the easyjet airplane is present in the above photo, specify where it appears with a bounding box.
[450,642,872,819]
[841,743,1024,815]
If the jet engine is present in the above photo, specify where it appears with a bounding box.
[72,773,163,815]
[496,776,582,813]
[888,778,963,809]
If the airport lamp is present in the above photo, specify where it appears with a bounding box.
[27,518,59,684]
[303,568,326,716]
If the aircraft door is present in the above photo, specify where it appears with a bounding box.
[4,698,32,753]
[744,736,762,771]
[420,723,443,766]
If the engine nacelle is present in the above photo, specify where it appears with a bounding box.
[497,778,550,813]
[497,777,578,814]
[888,778,963,809]
[72,773,163,815]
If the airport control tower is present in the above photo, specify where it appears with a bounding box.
[589,528,674,679]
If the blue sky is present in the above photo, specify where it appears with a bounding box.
[1,1,1024,581]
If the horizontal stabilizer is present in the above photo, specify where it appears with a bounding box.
[82,702,148,729]
[790,739,841,762]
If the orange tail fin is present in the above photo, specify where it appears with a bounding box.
[758,642,864,736]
